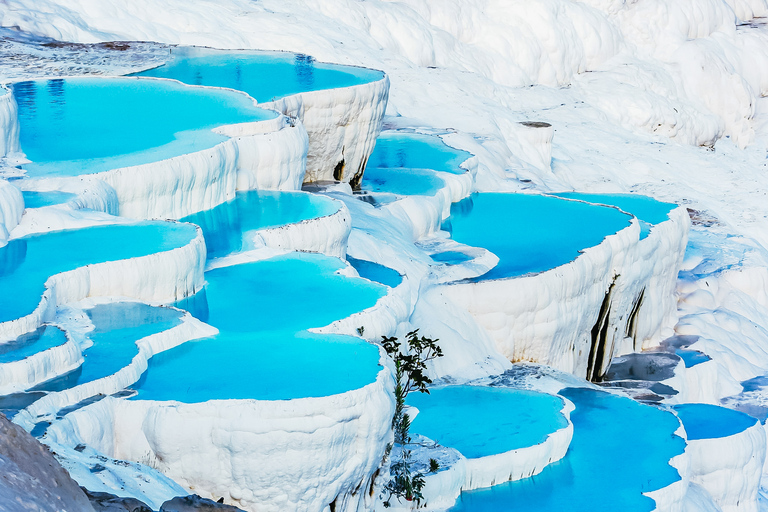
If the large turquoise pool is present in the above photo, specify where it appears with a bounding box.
[180,190,340,259]
[131,47,384,103]
[133,253,386,402]
[0,222,198,324]
[369,132,471,175]
[407,386,568,459]
[442,194,632,280]
[13,77,276,177]
[361,166,445,197]
[449,388,685,512]
[673,403,757,440]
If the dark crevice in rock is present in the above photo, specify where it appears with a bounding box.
[587,278,616,382]
[626,288,645,351]
[333,154,345,182]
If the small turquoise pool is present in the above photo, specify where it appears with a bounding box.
[131,47,384,103]
[553,193,676,239]
[347,256,402,288]
[133,253,386,402]
[675,349,711,368]
[13,77,275,177]
[22,191,76,208]
[673,404,757,441]
[449,388,685,512]
[407,386,567,459]
[430,251,472,265]
[443,194,632,281]
[181,190,339,259]
[0,221,198,324]
[369,132,471,175]
[0,325,68,363]
[361,166,445,196]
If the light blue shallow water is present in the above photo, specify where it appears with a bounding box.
[443,193,632,281]
[133,254,386,402]
[347,256,402,288]
[553,193,676,240]
[22,191,76,208]
[0,326,68,363]
[180,190,339,259]
[361,166,445,196]
[13,77,275,177]
[673,403,757,441]
[131,47,384,103]
[675,349,711,368]
[430,251,472,265]
[369,132,471,175]
[0,222,198,324]
[449,388,685,512]
[408,386,567,459]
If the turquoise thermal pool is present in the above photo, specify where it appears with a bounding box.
[0,221,198,324]
[131,47,384,103]
[0,325,68,364]
[553,193,676,239]
[133,253,386,402]
[347,256,402,288]
[369,132,471,175]
[12,77,275,177]
[361,166,445,197]
[181,190,340,259]
[407,386,568,459]
[673,404,757,440]
[449,388,685,512]
[21,191,76,208]
[443,193,633,281]
[430,251,472,265]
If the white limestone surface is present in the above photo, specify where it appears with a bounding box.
[0,224,206,343]
[45,362,396,512]
[0,85,20,158]
[262,74,389,185]
[0,177,23,246]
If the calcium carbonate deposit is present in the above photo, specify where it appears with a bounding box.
[1,1,768,511]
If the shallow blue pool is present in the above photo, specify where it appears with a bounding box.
[369,132,471,175]
[133,254,386,402]
[181,190,339,259]
[673,403,757,440]
[553,193,676,240]
[443,194,632,281]
[449,388,685,512]
[430,251,472,265]
[675,349,711,368]
[361,166,445,196]
[0,325,68,363]
[408,386,567,459]
[347,256,402,288]
[13,77,275,177]
[0,222,198,324]
[131,47,384,103]
[22,191,76,208]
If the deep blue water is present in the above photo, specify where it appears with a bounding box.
[133,254,386,402]
[449,388,685,512]
[361,166,445,196]
[369,132,471,175]
[13,77,275,177]
[443,194,632,281]
[180,190,339,259]
[347,256,402,288]
[673,403,757,440]
[131,47,383,103]
[675,349,711,368]
[408,386,568,459]
[0,222,198,324]
[22,191,76,208]
[0,326,68,363]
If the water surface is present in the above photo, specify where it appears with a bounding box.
[22,191,76,208]
[370,132,471,175]
[673,403,757,440]
[0,326,68,363]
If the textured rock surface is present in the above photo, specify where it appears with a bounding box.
[0,412,94,512]
[160,495,245,512]
[84,488,152,512]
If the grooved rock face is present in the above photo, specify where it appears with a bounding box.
[0,413,95,512]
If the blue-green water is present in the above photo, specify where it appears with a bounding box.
[449,388,685,512]
[430,251,472,265]
[22,191,76,208]
[347,256,402,288]
[408,386,568,459]
[180,190,339,259]
[131,48,384,103]
[369,132,471,175]
[673,403,757,440]
[361,166,445,196]
[443,194,632,281]
[133,254,386,402]
[553,193,676,240]
[0,222,198,324]
[0,326,68,363]
[13,77,275,177]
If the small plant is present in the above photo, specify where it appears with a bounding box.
[428,458,440,473]
[381,329,443,508]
